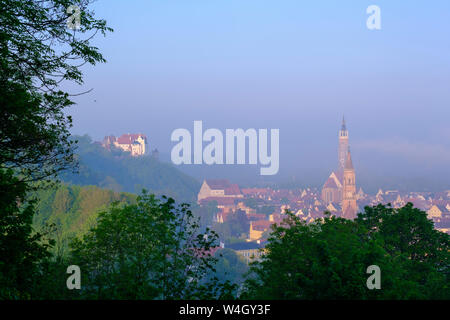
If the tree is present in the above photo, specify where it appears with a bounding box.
[192,201,220,229]
[209,248,249,286]
[242,203,449,299]
[0,0,111,184]
[356,203,450,299]
[0,169,55,299]
[0,0,110,299]
[213,210,249,242]
[70,192,236,299]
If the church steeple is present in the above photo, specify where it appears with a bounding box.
[322,116,358,218]
[342,147,357,219]
[338,116,349,172]
[344,147,353,170]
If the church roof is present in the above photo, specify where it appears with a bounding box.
[323,177,338,189]
[335,171,343,184]
[323,171,343,189]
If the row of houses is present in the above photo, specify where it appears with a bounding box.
[197,180,450,243]
[196,180,450,264]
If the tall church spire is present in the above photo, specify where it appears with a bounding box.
[342,146,357,219]
[338,116,349,172]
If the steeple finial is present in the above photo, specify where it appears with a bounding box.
[341,115,347,131]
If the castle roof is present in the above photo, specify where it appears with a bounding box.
[117,133,147,145]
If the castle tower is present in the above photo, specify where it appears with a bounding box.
[342,149,357,219]
[338,116,349,173]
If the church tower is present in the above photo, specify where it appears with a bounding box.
[338,116,349,173]
[342,149,357,219]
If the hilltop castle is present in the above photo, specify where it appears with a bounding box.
[321,117,358,219]
[102,133,148,156]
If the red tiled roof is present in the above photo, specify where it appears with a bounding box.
[225,184,241,195]
[116,133,147,145]
[241,188,269,195]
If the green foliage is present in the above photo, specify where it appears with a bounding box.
[69,192,237,299]
[33,183,136,254]
[191,201,220,228]
[0,0,111,184]
[61,135,200,203]
[213,211,250,242]
[210,249,249,286]
[0,169,54,299]
[242,203,450,299]
[0,0,110,299]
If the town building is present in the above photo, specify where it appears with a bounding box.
[197,179,243,203]
[249,220,273,241]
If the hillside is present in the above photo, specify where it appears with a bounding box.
[60,135,200,203]
[33,184,136,250]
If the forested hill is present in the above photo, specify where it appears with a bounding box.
[60,135,200,203]
[33,184,136,249]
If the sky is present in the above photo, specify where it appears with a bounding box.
[68,0,450,192]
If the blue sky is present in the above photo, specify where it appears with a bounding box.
[69,0,450,191]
